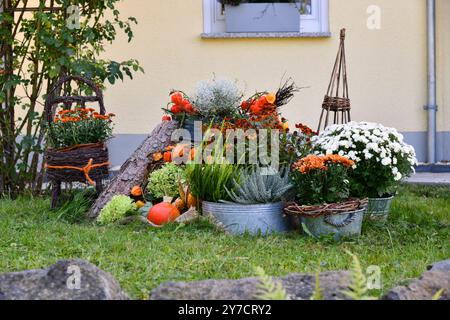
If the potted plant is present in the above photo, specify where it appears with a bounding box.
[186,161,293,235]
[312,122,418,222]
[219,0,303,33]
[285,154,367,239]
[163,78,243,142]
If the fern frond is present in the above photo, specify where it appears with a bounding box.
[254,267,290,300]
[343,251,378,300]
[311,270,324,300]
[432,289,444,301]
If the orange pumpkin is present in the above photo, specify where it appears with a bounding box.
[147,202,180,226]
[163,151,172,163]
[131,186,143,197]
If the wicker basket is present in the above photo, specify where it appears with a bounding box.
[45,143,109,184]
[44,75,110,208]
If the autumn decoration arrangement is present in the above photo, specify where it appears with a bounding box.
[93,76,417,239]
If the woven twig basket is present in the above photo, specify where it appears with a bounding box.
[44,75,110,208]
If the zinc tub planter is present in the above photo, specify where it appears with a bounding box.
[300,209,366,239]
[301,209,366,238]
[285,200,368,239]
[225,3,301,33]
[202,201,293,236]
[366,195,395,222]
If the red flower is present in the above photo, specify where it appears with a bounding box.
[162,115,172,121]
[241,100,250,111]
[184,103,194,114]
[171,105,182,114]
[171,92,184,105]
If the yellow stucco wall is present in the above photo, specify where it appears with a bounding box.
[103,0,447,135]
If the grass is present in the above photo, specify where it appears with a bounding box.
[0,185,448,300]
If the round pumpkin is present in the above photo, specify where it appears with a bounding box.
[147,202,180,226]
[131,186,143,197]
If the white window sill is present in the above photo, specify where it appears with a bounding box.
[201,32,331,39]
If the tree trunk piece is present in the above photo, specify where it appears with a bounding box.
[88,121,178,218]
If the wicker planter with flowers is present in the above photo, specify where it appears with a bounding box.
[45,76,115,208]
[285,154,367,239]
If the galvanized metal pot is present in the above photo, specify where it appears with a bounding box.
[366,195,395,222]
[300,208,365,239]
[182,119,203,143]
[202,201,293,236]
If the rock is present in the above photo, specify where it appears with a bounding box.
[428,259,450,273]
[151,271,352,300]
[0,260,128,300]
[383,260,450,300]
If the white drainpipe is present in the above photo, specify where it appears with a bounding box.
[426,0,437,164]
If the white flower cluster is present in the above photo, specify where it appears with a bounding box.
[312,122,418,181]
[193,78,242,117]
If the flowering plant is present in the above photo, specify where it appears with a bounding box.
[48,108,115,149]
[162,91,198,122]
[291,154,355,205]
[312,122,417,198]
[280,123,317,166]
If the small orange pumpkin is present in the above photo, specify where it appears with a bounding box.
[148,202,180,226]
[163,151,172,163]
[131,186,143,197]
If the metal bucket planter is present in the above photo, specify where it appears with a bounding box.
[366,195,395,222]
[182,119,203,143]
[300,209,365,239]
[202,201,293,236]
[225,3,301,33]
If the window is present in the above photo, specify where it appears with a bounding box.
[202,0,329,36]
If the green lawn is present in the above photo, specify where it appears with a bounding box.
[0,185,448,300]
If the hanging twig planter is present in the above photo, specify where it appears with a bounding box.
[318,28,351,132]
[44,75,110,209]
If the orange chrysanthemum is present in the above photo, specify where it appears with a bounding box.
[323,154,355,168]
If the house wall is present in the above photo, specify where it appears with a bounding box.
[101,0,449,166]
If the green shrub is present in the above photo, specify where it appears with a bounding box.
[148,163,185,199]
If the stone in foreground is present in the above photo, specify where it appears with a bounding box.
[151,271,352,300]
[0,260,128,300]
[383,260,450,300]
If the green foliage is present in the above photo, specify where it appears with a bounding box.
[97,195,136,225]
[254,267,290,300]
[227,166,292,204]
[343,251,377,300]
[147,163,185,199]
[311,270,324,300]
[52,189,96,223]
[0,0,143,196]
[185,162,241,203]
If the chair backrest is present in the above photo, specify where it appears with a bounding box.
[45,75,106,124]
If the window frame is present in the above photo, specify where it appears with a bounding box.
[202,0,330,35]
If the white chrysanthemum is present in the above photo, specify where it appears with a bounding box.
[313,121,418,182]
